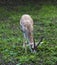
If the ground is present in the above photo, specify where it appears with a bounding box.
[0,3,57,65]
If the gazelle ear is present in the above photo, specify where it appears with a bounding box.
[33,38,36,46]
[33,37,35,47]
[33,37,36,49]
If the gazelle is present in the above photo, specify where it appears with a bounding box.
[20,14,43,53]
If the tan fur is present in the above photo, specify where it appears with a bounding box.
[20,14,34,46]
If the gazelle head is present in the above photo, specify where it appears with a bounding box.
[30,36,44,52]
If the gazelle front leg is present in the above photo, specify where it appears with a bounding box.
[23,33,28,53]
[23,42,27,54]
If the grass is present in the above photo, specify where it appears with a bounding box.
[0,4,57,65]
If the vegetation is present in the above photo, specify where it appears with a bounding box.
[0,2,57,65]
